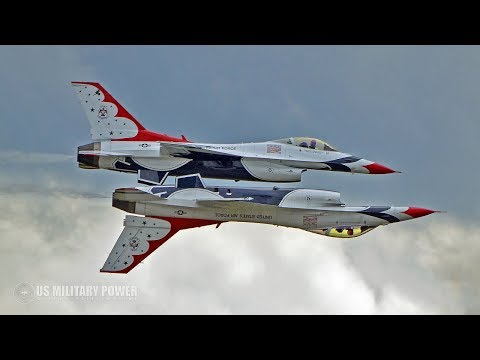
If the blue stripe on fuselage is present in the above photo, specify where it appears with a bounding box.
[323,156,362,173]
[113,156,256,181]
[358,206,400,223]
[324,163,351,172]
[328,156,362,164]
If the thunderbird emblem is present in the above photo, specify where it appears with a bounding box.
[129,237,139,251]
[98,106,108,119]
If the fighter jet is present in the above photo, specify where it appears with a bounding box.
[72,81,398,185]
[102,174,438,273]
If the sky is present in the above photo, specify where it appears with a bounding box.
[0,45,479,314]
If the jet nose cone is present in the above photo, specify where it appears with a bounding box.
[403,207,437,218]
[363,162,397,174]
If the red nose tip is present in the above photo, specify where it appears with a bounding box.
[403,207,437,218]
[363,162,397,174]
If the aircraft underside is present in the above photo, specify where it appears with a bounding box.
[78,150,312,183]
[79,153,256,181]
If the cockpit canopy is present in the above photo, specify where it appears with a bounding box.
[272,137,338,151]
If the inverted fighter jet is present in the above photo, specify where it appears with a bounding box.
[72,82,398,184]
[102,174,438,273]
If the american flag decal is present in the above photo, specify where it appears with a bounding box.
[267,144,281,154]
[303,215,317,226]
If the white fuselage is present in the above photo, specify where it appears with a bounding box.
[134,200,390,230]
[80,140,381,183]
[99,140,370,170]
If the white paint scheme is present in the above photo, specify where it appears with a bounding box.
[105,141,161,157]
[72,83,139,140]
[160,141,355,165]
[79,141,373,177]
[241,158,304,182]
[133,157,192,171]
[73,81,397,182]
[168,188,224,201]
[116,186,414,231]
[134,200,386,229]
[101,216,171,272]
[104,178,436,273]
[80,140,360,164]
[95,155,190,172]
[279,189,343,209]
[79,139,380,179]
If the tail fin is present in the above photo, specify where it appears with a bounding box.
[71,81,186,142]
[71,81,146,141]
[100,215,222,273]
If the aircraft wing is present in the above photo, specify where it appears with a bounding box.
[100,215,221,273]
[158,142,228,156]
[158,141,330,165]
[158,142,283,159]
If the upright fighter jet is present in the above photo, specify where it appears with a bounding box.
[72,82,398,185]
